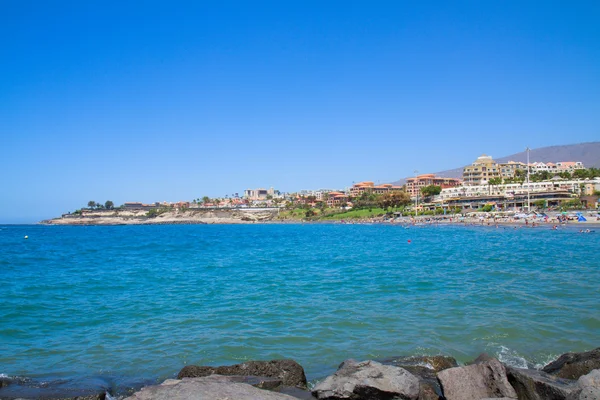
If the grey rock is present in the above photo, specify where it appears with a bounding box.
[506,366,581,400]
[311,359,419,400]
[178,359,307,388]
[277,386,318,399]
[575,369,600,400]
[379,355,458,372]
[418,382,441,400]
[378,355,456,399]
[467,353,495,365]
[123,375,298,400]
[543,348,600,380]
[437,358,517,400]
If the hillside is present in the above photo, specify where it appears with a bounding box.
[391,142,600,185]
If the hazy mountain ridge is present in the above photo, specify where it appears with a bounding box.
[391,142,600,185]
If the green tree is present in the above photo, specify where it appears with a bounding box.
[87,201,96,209]
[377,191,411,210]
[105,200,114,210]
[559,171,572,179]
[421,185,442,197]
[202,196,210,205]
[533,199,546,209]
[514,169,526,183]
[573,169,589,179]
[488,177,502,194]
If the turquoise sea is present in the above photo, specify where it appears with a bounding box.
[1,224,599,394]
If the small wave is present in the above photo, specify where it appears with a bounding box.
[496,346,529,369]
[534,353,560,370]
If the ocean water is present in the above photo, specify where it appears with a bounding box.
[1,223,599,393]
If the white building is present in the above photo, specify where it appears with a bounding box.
[439,178,598,201]
[243,187,281,201]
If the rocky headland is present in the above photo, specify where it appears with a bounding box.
[2,348,599,400]
[40,208,280,225]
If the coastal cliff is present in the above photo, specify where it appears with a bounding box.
[40,208,280,225]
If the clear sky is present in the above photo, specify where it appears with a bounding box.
[1,1,599,223]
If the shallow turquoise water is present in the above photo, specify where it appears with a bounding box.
[1,224,598,389]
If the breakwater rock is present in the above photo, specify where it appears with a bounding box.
[177,359,308,388]
[123,349,600,400]
[2,349,600,399]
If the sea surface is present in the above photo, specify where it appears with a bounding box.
[1,223,599,394]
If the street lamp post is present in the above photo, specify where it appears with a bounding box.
[526,147,531,212]
[414,170,418,217]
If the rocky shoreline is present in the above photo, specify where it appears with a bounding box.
[1,348,599,400]
[40,208,280,225]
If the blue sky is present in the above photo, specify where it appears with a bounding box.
[1,1,599,223]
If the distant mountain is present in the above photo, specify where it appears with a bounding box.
[390,142,600,185]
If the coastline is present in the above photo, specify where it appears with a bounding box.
[39,207,600,228]
[1,347,599,399]
[39,208,281,226]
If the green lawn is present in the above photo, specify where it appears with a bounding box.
[320,208,389,220]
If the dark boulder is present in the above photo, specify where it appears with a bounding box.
[177,359,307,388]
[542,348,600,380]
[437,358,517,400]
[311,359,420,400]
[506,366,581,400]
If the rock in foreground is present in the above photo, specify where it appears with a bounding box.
[542,348,600,380]
[437,358,517,400]
[177,359,308,388]
[123,375,298,400]
[311,359,419,400]
[577,369,600,400]
[506,366,581,399]
[379,355,458,399]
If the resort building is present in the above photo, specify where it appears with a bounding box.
[298,189,338,201]
[244,187,280,201]
[123,202,161,210]
[349,181,404,197]
[463,154,501,185]
[463,154,585,184]
[405,174,461,197]
[498,161,528,179]
[555,161,585,172]
[439,178,595,200]
[326,191,351,207]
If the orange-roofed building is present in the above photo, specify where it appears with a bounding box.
[326,191,350,207]
[349,181,404,197]
[406,174,461,197]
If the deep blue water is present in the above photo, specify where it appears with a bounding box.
[1,223,599,391]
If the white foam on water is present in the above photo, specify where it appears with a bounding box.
[416,362,435,370]
[496,346,529,369]
[534,354,560,370]
[105,392,116,400]
[0,373,8,378]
